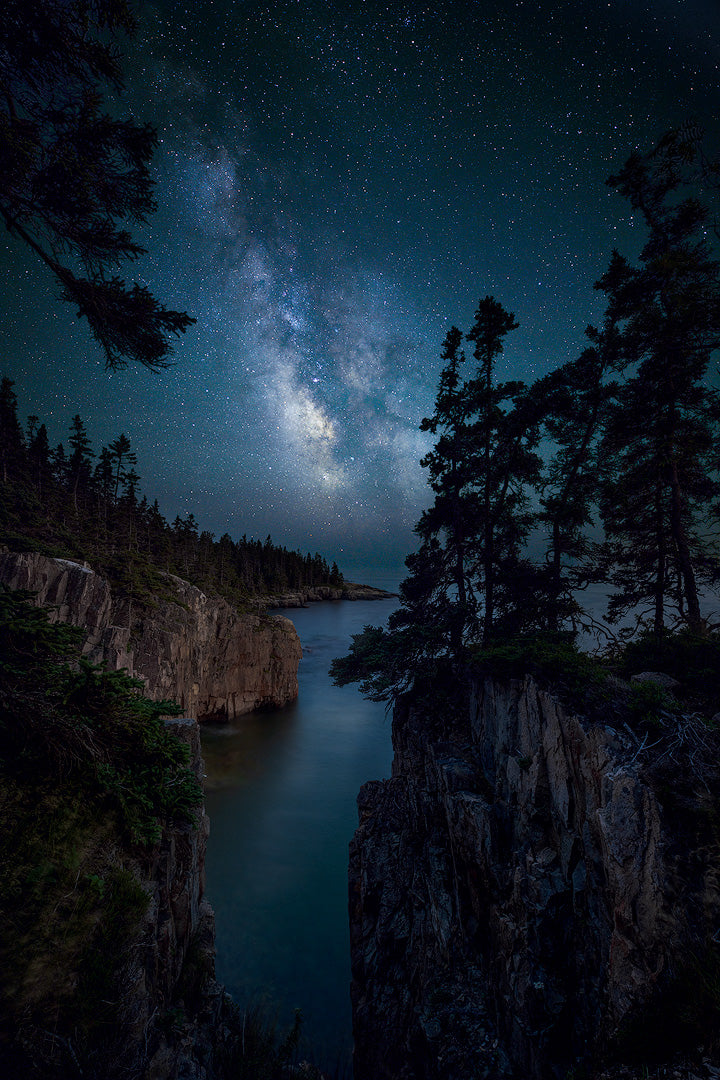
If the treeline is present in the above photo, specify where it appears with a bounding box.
[333,124,720,702]
[0,383,343,604]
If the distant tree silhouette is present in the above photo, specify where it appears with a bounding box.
[0,380,344,603]
[27,420,51,500]
[107,434,137,502]
[68,414,94,513]
[0,378,25,484]
[0,0,194,370]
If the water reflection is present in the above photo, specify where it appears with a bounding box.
[202,705,299,788]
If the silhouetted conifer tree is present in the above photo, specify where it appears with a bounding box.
[0,378,26,485]
[332,298,542,700]
[0,0,194,369]
[596,136,720,636]
[465,297,542,642]
[68,414,94,513]
[28,421,51,500]
[107,434,136,502]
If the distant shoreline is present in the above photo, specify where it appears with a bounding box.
[264,582,398,609]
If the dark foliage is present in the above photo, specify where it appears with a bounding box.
[595,132,720,637]
[0,585,203,843]
[616,628,720,715]
[0,0,195,369]
[0,585,203,1076]
[332,126,720,705]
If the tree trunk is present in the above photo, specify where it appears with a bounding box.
[549,518,562,632]
[483,531,494,646]
[669,460,702,633]
[653,472,666,638]
[451,492,467,655]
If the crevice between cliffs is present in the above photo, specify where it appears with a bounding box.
[8,547,719,1079]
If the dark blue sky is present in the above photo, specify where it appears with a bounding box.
[2,0,719,571]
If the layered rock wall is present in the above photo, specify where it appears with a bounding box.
[0,550,301,721]
[0,551,304,1077]
[350,675,720,1079]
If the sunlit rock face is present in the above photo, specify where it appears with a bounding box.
[0,550,302,720]
[350,675,720,1080]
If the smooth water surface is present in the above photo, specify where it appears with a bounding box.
[201,573,400,1067]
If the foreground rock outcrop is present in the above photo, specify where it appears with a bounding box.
[350,674,720,1079]
[0,550,301,721]
[111,717,227,1080]
[3,712,234,1080]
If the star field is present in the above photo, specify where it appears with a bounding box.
[2,0,719,569]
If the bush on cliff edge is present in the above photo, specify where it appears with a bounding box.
[0,585,203,1077]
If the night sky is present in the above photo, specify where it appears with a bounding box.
[2,0,719,573]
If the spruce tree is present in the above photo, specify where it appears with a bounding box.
[596,139,720,636]
[28,422,51,500]
[0,378,26,485]
[0,0,194,370]
[332,297,542,701]
[417,325,477,651]
[465,297,542,643]
[107,434,137,502]
[68,414,94,513]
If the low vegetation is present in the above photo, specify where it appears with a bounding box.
[468,629,720,727]
[0,585,203,1075]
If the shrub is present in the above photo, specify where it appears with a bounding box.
[0,585,204,1075]
[618,629,720,717]
[469,633,609,714]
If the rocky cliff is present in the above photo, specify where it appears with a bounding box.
[350,674,720,1079]
[110,717,225,1080]
[0,550,301,720]
[3,710,233,1080]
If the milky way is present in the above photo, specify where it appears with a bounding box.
[2,0,719,569]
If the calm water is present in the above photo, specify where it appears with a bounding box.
[201,571,401,1068]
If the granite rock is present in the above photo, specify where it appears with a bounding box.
[0,550,302,721]
[350,674,720,1079]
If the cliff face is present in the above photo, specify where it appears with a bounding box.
[0,550,301,720]
[121,718,223,1080]
[2,709,227,1080]
[0,553,306,1077]
[350,675,720,1080]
